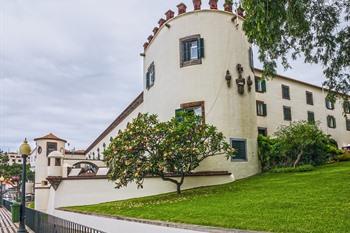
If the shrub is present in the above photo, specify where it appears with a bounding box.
[337,151,350,162]
[258,121,340,171]
[270,164,315,173]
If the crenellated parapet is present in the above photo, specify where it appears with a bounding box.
[142,1,244,51]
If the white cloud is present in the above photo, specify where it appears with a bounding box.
[0,0,325,151]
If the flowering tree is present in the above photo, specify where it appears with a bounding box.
[104,112,235,194]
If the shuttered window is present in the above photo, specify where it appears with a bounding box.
[307,111,315,124]
[258,127,268,136]
[343,101,350,114]
[346,119,350,131]
[231,139,247,161]
[256,101,267,116]
[175,101,205,123]
[46,142,57,157]
[306,91,314,105]
[325,98,335,110]
[327,115,336,128]
[146,62,155,89]
[255,77,266,93]
[282,85,290,100]
[283,106,292,121]
[249,47,254,71]
[55,158,61,166]
[180,35,204,67]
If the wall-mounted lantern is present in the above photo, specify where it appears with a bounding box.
[247,76,253,92]
[236,64,246,95]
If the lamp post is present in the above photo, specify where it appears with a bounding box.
[0,176,4,207]
[18,138,31,233]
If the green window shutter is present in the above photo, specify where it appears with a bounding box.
[249,47,254,70]
[327,116,330,127]
[151,64,155,83]
[263,104,267,116]
[262,80,266,92]
[333,117,336,128]
[346,119,350,131]
[175,109,185,121]
[282,85,290,99]
[231,140,247,161]
[183,42,189,62]
[308,111,315,124]
[198,38,205,58]
[255,77,259,92]
[284,107,292,121]
[146,72,150,89]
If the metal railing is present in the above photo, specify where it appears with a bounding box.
[25,207,106,233]
[3,199,12,211]
[2,199,105,233]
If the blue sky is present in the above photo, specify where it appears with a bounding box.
[0,0,324,152]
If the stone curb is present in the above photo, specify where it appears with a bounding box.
[59,208,268,233]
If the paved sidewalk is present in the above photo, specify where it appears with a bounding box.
[54,209,267,233]
[0,207,17,233]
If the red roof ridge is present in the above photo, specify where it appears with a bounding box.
[34,133,67,143]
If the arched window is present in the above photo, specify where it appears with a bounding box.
[72,162,98,176]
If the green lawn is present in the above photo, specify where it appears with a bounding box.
[65,162,350,233]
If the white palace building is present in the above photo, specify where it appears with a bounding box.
[32,1,350,213]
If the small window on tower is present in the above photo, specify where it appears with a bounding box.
[180,35,204,67]
[231,139,247,161]
[146,62,155,90]
[176,101,205,123]
[55,158,61,166]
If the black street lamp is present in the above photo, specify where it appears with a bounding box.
[0,176,4,207]
[18,139,31,233]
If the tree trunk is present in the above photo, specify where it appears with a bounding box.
[293,150,303,168]
[176,184,181,194]
[160,172,186,195]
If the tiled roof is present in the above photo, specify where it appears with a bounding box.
[34,133,67,143]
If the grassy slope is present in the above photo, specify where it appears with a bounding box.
[65,162,350,233]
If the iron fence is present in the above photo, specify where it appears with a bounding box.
[3,199,11,211]
[2,199,105,233]
[25,207,106,233]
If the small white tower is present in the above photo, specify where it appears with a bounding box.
[46,151,64,191]
[47,151,63,177]
[33,133,66,211]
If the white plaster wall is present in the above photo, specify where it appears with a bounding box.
[35,188,50,211]
[143,10,259,178]
[255,72,350,147]
[48,164,62,177]
[47,175,234,213]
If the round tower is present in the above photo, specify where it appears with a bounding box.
[34,133,66,211]
[142,5,259,179]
